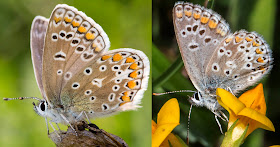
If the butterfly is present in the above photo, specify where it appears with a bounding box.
[172,2,272,121]
[4,4,150,133]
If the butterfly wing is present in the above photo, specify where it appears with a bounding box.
[60,49,150,118]
[205,30,273,94]
[30,16,49,98]
[173,2,230,91]
[42,4,110,107]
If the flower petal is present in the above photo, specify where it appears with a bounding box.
[239,83,266,115]
[152,98,180,147]
[157,98,180,126]
[238,107,275,132]
[160,133,188,147]
[152,120,157,134]
[216,88,245,114]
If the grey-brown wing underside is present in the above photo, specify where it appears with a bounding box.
[30,16,49,97]
[173,2,230,91]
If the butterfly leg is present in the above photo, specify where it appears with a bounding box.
[215,115,224,134]
[83,111,92,124]
[49,122,62,140]
[226,86,236,96]
[56,123,61,131]
[60,113,78,136]
[45,117,50,135]
[219,110,229,122]
[75,111,92,124]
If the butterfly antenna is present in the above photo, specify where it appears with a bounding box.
[186,104,193,145]
[3,97,41,101]
[153,90,196,96]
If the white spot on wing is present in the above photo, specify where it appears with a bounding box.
[92,78,104,88]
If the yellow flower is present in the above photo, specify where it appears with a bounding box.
[216,83,275,143]
[152,98,180,147]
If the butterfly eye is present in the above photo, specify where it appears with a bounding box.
[40,102,46,111]
[194,92,200,101]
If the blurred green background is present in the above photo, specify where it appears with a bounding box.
[153,0,279,146]
[0,0,151,146]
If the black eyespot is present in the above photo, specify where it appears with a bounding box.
[103,104,108,110]
[85,69,90,74]
[66,34,73,39]
[40,102,45,111]
[199,29,205,35]
[60,32,65,37]
[52,35,57,39]
[72,39,79,44]
[114,66,119,70]
[91,96,95,101]
[73,83,79,88]
[193,25,198,32]
[194,93,199,101]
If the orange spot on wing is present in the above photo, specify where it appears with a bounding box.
[253,41,260,47]
[64,17,72,23]
[123,91,129,96]
[257,57,264,63]
[121,96,130,102]
[245,37,253,42]
[235,36,243,43]
[225,37,232,43]
[101,55,112,61]
[129,70,138,79]
[201,17,209,24]
[78,26,87,33]
[126,57,135,63]
[176,12,183,18]
[72,21,80,27]
[127,81,136,89]
[193,13,200,19]
[85,32,95,40]
[208,20,217,29]
[129,63,138,70]
[255,48,263,54]
[54,17,62,23]
[184,11,192,17]
[112,53,123,62]
[95,47,102,52]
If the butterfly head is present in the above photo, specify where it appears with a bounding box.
[189,92,204,107]
[33,100,49,117]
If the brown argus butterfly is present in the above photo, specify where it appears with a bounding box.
[4,4,150,133]
[173,2,272,122]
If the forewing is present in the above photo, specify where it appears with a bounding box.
[205,30,273,93]
[60,49,150,118]
[173,2,230,91]
[42,4,110,106]
[30,16,49,97]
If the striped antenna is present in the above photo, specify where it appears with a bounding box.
[186,104,193,145]
[3,97,41,101]
[153,90,196,96]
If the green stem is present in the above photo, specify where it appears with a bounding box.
[210,0,215,9]
[153,55,184,88]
